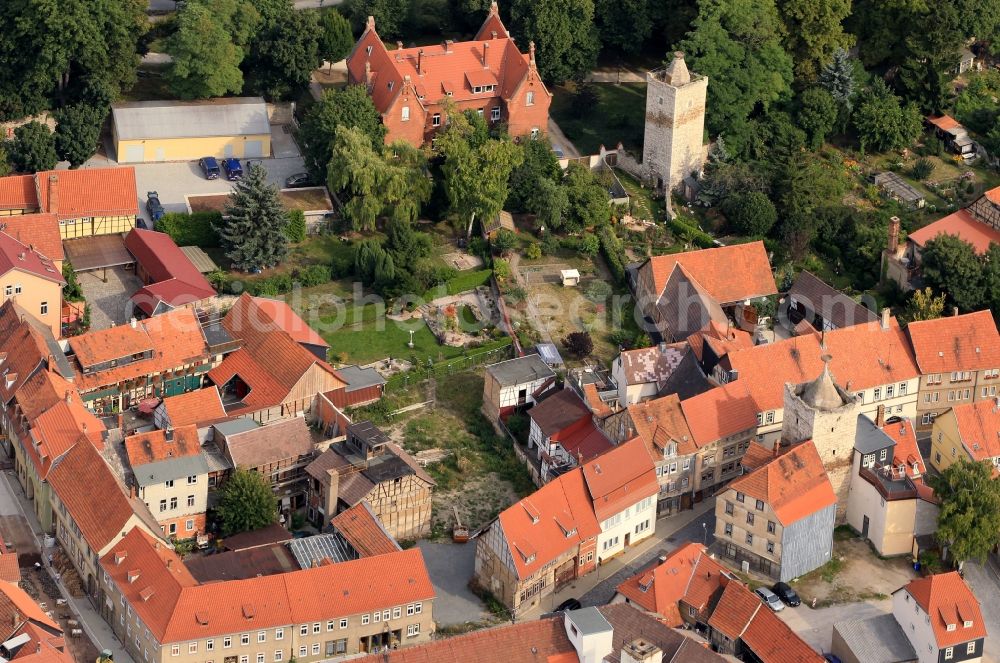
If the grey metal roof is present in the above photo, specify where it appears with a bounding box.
[833,613,917,662]
[201,441,233,473]
[213,418,259,437]
[289,533,358,568]
[533,343,564,367]
[179,246,219,274]
[854,414,895,454]
[566,607,612,635]
[485,354,555,386]
[336,365,387,391]
[112,98,270,141]
[133,454,210,487]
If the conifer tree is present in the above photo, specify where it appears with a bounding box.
[219,162,289,271]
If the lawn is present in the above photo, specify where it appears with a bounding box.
[319,305,463,365]
[615,168,663,222]
[550,83,647,156]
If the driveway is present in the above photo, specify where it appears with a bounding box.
[77,266,143,330]
[415,540,490,626]
[548,118,581,159]
[778,599,891,655]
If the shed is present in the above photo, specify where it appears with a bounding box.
[560,269,580,287]
[112,98,271,163]
[482,210,515,239]
[872,172,925,209]
[532,343,564,368]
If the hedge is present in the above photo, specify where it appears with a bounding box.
[217,264,333,296]
[421,268,492,300]
[598,225,627,285]
[284,210,306,243]
[667,216,716,249]
[155,212,221,248]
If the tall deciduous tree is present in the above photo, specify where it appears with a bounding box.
[328,125,431,232]
[437,111,524,238]
[920,234,985,312]
[7,121,58,173]
[507,138,562,213]
[562,162,610,231]
[903,287,946,323]
[319,10,355,68]
[166,2,245,99]
[776,0,852,82]
[797,86,838,149]
[897,2,962,114]
[243,7,322,100]
[929,459,1000,567]
[217,468,279,536]
[777,155,847,258]
[219,162,289,271]
[299,86,386,182]
[678,0,793,144]
[510,0,600,83]
[344,0,411,38]
[595,0,653,56]
[852,78,923,153]
[54,103,107,167]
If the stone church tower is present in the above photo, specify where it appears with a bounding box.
[642,52,708,195]
[780,356,860,523]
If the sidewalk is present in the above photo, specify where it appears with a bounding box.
[0,471,136,663]
[517,500,715,620]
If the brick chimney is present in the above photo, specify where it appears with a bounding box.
[529,41,536,67]
[46,174,58,214]
[444,39,453,53]
[365,15,375,32]
[887,216,900,254]
[482,42,489,67]
[880,307,890,330]
[417,49,424,75]
[875,404,885,427]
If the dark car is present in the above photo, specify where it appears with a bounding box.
[772,582,801,607]
[145,191,165,224]
[222,157,243,181]
[199,156,221,179]
[284,172,312,188]
[555,598,582,612]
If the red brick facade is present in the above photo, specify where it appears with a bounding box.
[346,2,552,147]
[159,513,206,540]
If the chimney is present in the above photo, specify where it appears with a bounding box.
[65,390,71,405]
[489,0,499,15]
[365,15,375,31]
[128,484,135,499]
[953,307,960,317]
[395,41,403,50]
[130,317,137,329]
[417,49,424,75]
[880,307,890,330]
[482,42,489,67]
[875,404,885,428]
[887,216,901,254]
[529,41,536,67]
[47,174,58,215]
[621,639,663,663]
[444,40,453,53]
[81,422,88,436]
[11,611,18,628]
[166,559,173,569]
[364,61,372,87]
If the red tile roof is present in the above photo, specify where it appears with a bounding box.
[497,468,600,580]
[330,501,401,557]
[739,441,776,472]
[901,572,986,648]
[641,241,777,305]
[908,208,1000,254]
[825,318,920,390]
[906,310,1000,374]
[0,305,58,404]
[0,551,19,584]
[708,580,760,638]
[928,115,961,131]
[740,594,825,662]
[880,418,927,478]
[986,185,1000,205]
[580,383,613,419]
[125,426,202,466]
[159,387,227,429]
[686,321,753,362]
[680,381,758,446]
[0,214,63,262]
[0,580,59,636]
[627,394,695,458]
[549,416,613,463]
[0,176,37,212]
[529,389,590,438]
[581,437,658,521]
[26,399,105,478]
[949,399,1000,461]
[0,232,64,285]
[69,320,153,368]
[727,441,836,526]
[723,335,824,412]
[125,229,215,315]
[251,298,329,349]
[36,168,138,219]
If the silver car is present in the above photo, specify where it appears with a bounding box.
[755,586,785,612]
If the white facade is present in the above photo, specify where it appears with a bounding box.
[611,360,658,408]
[138,471,208,534]
[596,495,656,562]
[892,588,983,663]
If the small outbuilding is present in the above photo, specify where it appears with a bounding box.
[560,269,581,287]
[112,97,271,163]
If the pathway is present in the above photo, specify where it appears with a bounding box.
[584,67,646,84]
[777,599,890,656]
[547,118,581,159]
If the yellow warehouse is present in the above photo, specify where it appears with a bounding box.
[112,98,271,163]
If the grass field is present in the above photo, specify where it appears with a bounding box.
[319,306,461,365]
[550,83,647,155]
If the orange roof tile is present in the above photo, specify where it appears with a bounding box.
[900,572,986,648]
[26,399,105,478]
[0,214,63,262]
[159,386,227,429]
[0,580,59,633]
[680,381,759,446]
[628,394,694,458]
[740,596,825,662]
[723,335,825,412]
[549,417,613,462]
[708,580,761,639]
[907,310,1000,374]
[581,383,613,419]
[125,426,202,466]
[928,115,961,131]
[950,399,1000,461]
[251,298,329,349]
[908,208,1000,254]
[739,441,776,472]
[0,551,19,584]
[686,320,753,362]
[726,441,836,526]
[0,309,58,404]
[581,437,658,521]
[880,418,926,478]
[0,232,63,285]
[36,168,138,220]
[14,370,75,422]
[330,502,401,557]
[0,175,36,212]
[986,185,1000,205]
[825,317,920,390]
[69,321,153,368]
[497,468,600,580]
[641,241,777,305]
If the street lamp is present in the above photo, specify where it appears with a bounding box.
[702,522,707,546]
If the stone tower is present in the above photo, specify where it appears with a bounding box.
[642,52,708,195]
[780,355,860,523]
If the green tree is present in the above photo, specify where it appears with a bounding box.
[562,162,610,231]
[219,162,290,271]
[721,191,777,236]
[507,138,562,213]
[492,228,517,255]
[217,468,279,536]
[328,125,431,232]
[318,9,354,68]
[954,70,1000,134]
[982,243,1000,315]
[777,155,847,258]
[563,331,593,358]
[849,0,922,71]
[903,287,946,323]
[955,0,1000,46]
[897,2,962,114]
[777,0,852,82]
[819,48,857,112]
[797,86,838,149]
[920,234,985,312]
[535,177,569,230]
[437,110,524,238]
[344,0,411,38]
[62,261,84,301]
[284,209,307,243]
[165,2,245,99]
[595,0,653,56]
[0,145,10,177]
[7,121,57,173]
[929,459,1000,567]
[244,8,322,100]
[215,0,263,47]
[300,85,386,182]
[852,78,922,153]
[510,0,600,83]
[678,0,793,142]
[54,103,106,167]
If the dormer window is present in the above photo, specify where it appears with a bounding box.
[387,81,394,91]
[947,623,956,632]
[964,620,973,628]
[366,46,373,56]
[473,86,482,94]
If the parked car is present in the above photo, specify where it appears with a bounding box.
[555,598,582,612]
[199,156,221,179]
[284,172,313,188]
[222,157,243,181]
[754,587,784,612]
[145,191,165,224]
[772,582,801,607]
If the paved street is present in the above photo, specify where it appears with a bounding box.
[962,561,1000,663]
[416,540,490,626]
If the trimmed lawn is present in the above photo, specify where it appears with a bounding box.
[550,83,647,155]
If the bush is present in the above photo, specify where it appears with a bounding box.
[910,157,934,180]
[563,331,594,358]
[284,209,307,243]
[524,242,542,260]
[585,280,613,303]
[607,328,632,348]
[721,191,777,236]
[155,212,221,247]
[667,216,715,248]
[493,258,511,281]
[597,225,627,284]
[295,263,332,287]
[581,234,600,255]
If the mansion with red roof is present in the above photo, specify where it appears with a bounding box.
[346,2,551,147]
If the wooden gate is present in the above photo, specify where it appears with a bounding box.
[554,557,576,590]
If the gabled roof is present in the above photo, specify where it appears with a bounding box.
[787,271,877,330]
[708,580,760,639]
[726,441,836,527]
[628,393,695,459]
[686,320,753,363]
[35,168,139,219]
[0,578,59,634]
[548,417,613,463]
[881,417,927,478]
[496,468,601,580]
[0,305,58,405]
[485,354,555,387]
[898,572,986,648]
[125,229,215,315]
[908,208,1000,254]
[825,318,921,390]
[0,232,63,285]
[680,381,758,447]
[158,386,227,429]
[330,501,401,558]
[250,298,329,349]
[0,175,36,212]
[949,399,1000,462]
[641,241,777,304]
[616,343,686,385]
[112,98,270,140]
[658,263,728,340]
[125,426,202,466]
[722,335,825,412]
[928,115,961,131]
[906,310,1000,374]
[528,389,591,438]
[581,437,658,521]
[221,416,314,469]
[26,398,105,478]
[0,214,63,262]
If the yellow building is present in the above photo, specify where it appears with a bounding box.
[0,231,64,337]
[112,98,271,163]
[929,400,1000,473]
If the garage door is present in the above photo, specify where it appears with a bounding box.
[224,144,234,158]
[245,140,263,158]
[124,145,144,163]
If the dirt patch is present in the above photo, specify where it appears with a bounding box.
[791,533,917,607]
[431,475,519,537]
[20,550,99,663]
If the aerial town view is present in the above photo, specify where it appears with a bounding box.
[0,0,999,661]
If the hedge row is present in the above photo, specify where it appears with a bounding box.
[155,212,221,248]
[598,225,627,285]
[667,216,716,249]
[213,264,333,297]
[421,268,492,300]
